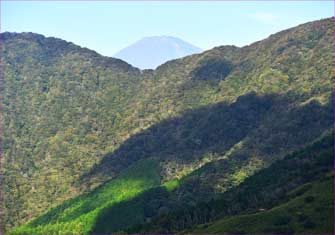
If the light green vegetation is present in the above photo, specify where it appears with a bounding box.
[163,179,180,192]
[10,159,160,234]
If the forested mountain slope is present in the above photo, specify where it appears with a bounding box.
[189,178,333,234]
[1,17,334,233]
[133,133,334,234]
[10,131,334,234]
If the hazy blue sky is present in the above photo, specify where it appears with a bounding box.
[2,1,333,56]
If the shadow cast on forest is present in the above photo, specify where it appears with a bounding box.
[88,91,333,233]
[26,91,333,233]
[82,91,333,186]
[83,92,275,182]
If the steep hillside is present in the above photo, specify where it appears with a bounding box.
[2,32,144,229]
[189,177,333,234]
[11,132,334,234]
[131,133,334,234]
[2,17,334,232]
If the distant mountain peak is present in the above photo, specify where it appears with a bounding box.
[114,36,202,69]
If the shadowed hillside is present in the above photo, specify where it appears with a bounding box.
[10,93,333,234]
[127,133,334,234]
[83,92,333,190]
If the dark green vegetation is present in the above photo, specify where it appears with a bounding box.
[189,177,333,234]
[133,133,334,234]
[2,18,334,234]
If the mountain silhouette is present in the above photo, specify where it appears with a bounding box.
[114,36,202,69]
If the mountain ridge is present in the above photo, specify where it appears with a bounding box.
[1,31,141,74]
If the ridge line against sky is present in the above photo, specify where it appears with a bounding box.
[1,1,333,57]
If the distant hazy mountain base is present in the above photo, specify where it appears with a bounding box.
[2,17,334,234]
[114,36,202,69]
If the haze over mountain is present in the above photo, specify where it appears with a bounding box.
[114,36,202,69]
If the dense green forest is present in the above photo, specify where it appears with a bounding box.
[2,17,334,234]
[131,132,334,234]
[189,178,333,234]
[10,130,335,234]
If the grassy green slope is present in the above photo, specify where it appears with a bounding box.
[189,177,333,234]
[10,159,160,235]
